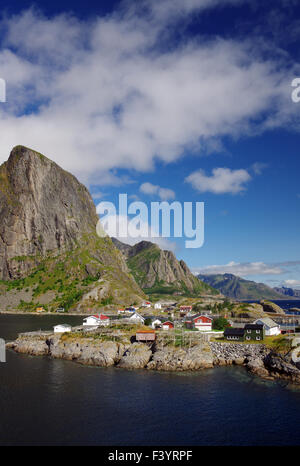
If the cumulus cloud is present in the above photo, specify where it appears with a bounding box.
[0,2,298,184]
[194,260,284,276]
[283,279,300,288]
[185,167,251,194]
[140,182,175,200]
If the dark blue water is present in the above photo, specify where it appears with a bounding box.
[1,314,300,446]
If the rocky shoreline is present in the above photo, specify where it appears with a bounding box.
[6,332,300,384]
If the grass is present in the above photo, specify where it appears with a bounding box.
[0,232,144,311]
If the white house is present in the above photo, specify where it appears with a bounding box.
[54,324,72,333]
[151,318,162,329]
[129,312,145,324]
[254,317,281,336]
[142,302,151,308]
[83,315,101,327]
[154,303,162,310]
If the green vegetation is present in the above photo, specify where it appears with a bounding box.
[0,233,144,311]
[212,317,230,330]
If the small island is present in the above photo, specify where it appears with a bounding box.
[7,304,300,385]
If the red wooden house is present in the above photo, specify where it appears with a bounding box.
[185,314,212,331]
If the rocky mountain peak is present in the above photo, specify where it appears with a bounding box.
[0,146,101,278]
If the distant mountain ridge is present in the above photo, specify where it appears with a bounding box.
[112,238,219,297]
[273,286,300,298]
[197,273,285,300]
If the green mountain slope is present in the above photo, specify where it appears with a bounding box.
[112,238,219,297]
[197,273,285,300]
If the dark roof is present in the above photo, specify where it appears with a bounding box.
[224,327,245,336]
[244,324,264,331]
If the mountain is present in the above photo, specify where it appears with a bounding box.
[112,238,219,297]
[0,146,144,311]
[197,273,285,300]
[274,286,300,298]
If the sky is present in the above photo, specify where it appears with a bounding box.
[0,0,300,288]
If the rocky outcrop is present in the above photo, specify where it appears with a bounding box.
[260,300,285,315]
[112,238,217,296]
[7,335,49,356]
[8,333,300,384]
[210,342,300,383]
[147,344,214,371]
[264,353,300,384]
[8,334,127,366]
[118,343,153,369]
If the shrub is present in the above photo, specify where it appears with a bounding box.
[212,317,230,330]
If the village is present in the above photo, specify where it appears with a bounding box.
[50,299,291,346]
[8,298,300,384]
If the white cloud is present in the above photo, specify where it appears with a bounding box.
[185,167,251,194]
[194,261,283,276]
[283,279,300,288]
[145,0,244,22]
[140,182,175,200]
[251,162,268,175]
[0,3,297,185]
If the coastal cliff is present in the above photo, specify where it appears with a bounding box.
[7,332,300,384]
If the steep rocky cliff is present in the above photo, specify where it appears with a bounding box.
[0,146,144,310]
[112,238,218,297]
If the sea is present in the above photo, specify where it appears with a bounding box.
[1,304,300,446]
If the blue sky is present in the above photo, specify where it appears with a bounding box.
[0,0,300,288]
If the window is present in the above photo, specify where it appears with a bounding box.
[256,337,261,341]
[246,336,250,340]
[247,330,251,333]
[256,330,260,334]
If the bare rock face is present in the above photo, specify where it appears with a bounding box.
[50,338,126,367]
[264,353,300,384]
[147,344,214,371]
[0,146,145,309]
[0,146,98,279]
[117,342,153,369]
[112,238,217,296]
[8,335,49,356]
